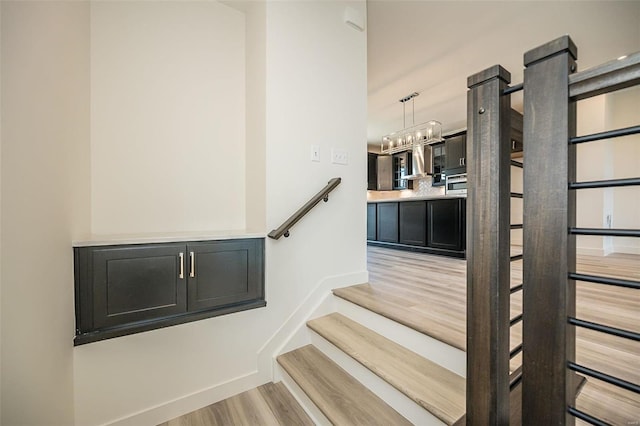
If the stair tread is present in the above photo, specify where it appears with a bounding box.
[277,344,411,426]
[308,312,466,425]
[333,284,466,351]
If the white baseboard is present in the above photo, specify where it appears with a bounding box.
[105,371,264,426]
[577,247,605,256]
[612,245,640,255]
[256,270,369,383]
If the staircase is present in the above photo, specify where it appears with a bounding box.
[275,285,467,425]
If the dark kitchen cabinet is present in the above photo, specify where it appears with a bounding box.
[367,203,377,240]
[377,202,399,243]
[392,152,413,190]
[444,133,467,175]
[431,142,446,187]
[367,152,378,190]
[399,201,427,246]
[74,238,265,345]
[427,198,465,251]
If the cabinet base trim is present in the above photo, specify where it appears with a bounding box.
[367,240,466,259]
[74,299,267,346]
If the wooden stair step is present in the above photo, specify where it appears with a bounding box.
[333,284,466,351]
[277,344,411,426]
[307,312,466,425]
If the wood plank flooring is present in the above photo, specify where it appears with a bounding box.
[357,245,639,425]
[277,344,412,426]
[158,382,313,426]
[308,312,465,425]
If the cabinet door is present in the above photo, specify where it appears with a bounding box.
[427,199,464,251]
[367,203,377,241]
[444,134,467,174]
[399,201,427,246]
[89,244,187,330]
[392,152,413,190]
[377,202,399,243]
[187,239,264,312]
[367,153,378,190]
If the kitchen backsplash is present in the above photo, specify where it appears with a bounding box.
[367,177,445,200]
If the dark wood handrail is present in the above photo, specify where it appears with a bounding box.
[569,50,640,100]
[268,178,341,240]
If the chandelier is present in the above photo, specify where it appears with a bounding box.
[380,92,442,154]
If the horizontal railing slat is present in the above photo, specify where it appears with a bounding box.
[503,82,524,95]
[570,228,640,237]
[570,177,640,189]
[568,406,611,426]
[569,272,640,290]
[571,124,640,144]
[568,317,639,341]
[568,362,640,394]
[569,51,640,100]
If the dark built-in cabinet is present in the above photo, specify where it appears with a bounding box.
[399,201,427,246]
[368,198,466,258]
[376,202,399,243]
[367,152,378,190]
[367,203,377,240]
[74,238,265,345]
[444,133,467,175]
[427,198,465,251]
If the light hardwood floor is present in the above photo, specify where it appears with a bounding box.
[362,246,639,426]
[159,382,313,426]
[161,246,637,425]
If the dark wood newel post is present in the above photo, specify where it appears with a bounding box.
[522,36,578,425]
[466,65,512,425]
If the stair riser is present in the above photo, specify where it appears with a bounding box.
[309,329,446,426]
[278,366,332,426]
[334,296,466,377]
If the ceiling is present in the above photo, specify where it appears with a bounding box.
[366,0,640,147]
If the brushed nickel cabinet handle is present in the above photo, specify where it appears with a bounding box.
[179,252,184,279]
[190,251,195,278]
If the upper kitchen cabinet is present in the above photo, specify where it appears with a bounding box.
[444,133,467,175]
[367,152,378,190]
[376,155,393,191]
[392,152,413,190]
[431,142,446,187]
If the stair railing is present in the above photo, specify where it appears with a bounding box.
[522,35,640,426]
[268,177,341,240]
[466,65,513,424]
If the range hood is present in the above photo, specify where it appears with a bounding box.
[404,143,433,180]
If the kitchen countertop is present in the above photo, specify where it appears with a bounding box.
[367,195,466,203]
[73,230,266,247]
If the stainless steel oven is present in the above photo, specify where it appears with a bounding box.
[446,173,467,195]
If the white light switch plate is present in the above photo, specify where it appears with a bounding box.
[311,145,320,162]
[331,148,348,165]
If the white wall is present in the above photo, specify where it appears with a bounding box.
[607,86,640,254]
[1,2,91,425]
[73,1,367,425]
[264,0,368,318]
[90,1,246,235]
